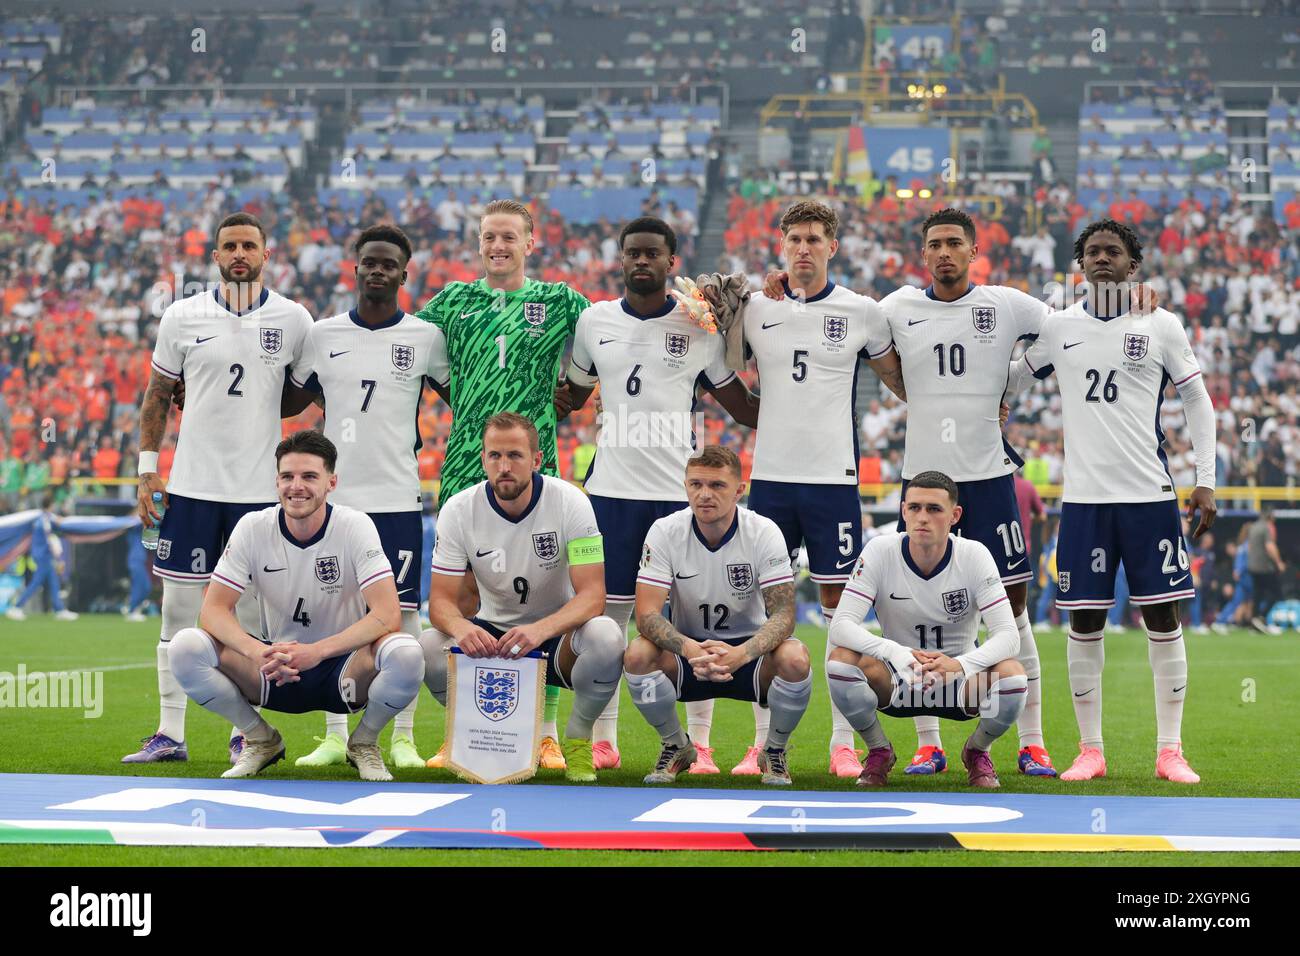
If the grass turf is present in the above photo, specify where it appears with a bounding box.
[1,615,1296,866]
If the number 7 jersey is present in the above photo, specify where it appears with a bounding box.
[1021,304,1203,504]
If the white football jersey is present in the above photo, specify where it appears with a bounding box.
[1022,304,1205,503]
[834,532,1016,676]
[881,284,1049,481]
[151,288,312,502]
[568,298,735,501]
[211,503,393,644]
[745,283,892,484]
[291,309,449,512]
[636,506,794,641]
[431,474,603,628]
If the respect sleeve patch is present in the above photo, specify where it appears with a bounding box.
[567,535,605,565]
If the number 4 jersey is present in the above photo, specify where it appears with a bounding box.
[211,503,394,643]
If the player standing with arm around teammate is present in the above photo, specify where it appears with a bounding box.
[1007,219,1217,783]
[626,445,809,785]
[827,473,1027,788]
[416,199,590,771]
[127,213,312,764]
[286,225,450,769]
[877,209,1057,778]
[418,413,625,782]
[560,216,759,772]
[744,200,906,778]
[167,430,425,782]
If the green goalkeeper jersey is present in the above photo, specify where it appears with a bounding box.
[416,277,590,507]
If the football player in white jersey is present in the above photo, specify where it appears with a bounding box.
[127,212,313,764]
[626,444,809,785]
[744,200,907,779]
[286,224,450,771]
[167,430,425,781]
[418,412,625,782]
[827,472,1027,788]
[560,216,759,774]
[1008,219,1216,784]
[877,208,1057,779]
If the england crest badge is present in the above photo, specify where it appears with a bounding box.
[727,563,754,591]
[1123,333,1149,361]
[824,314,848,343]
[524,302,546,326]
[392,344,415,370]
[260,327,283,354]
[475,667,519,722]
[156,539,172,561]
[314,555,340,584]
[532,531,559,561]
[972,307,996,333]
[665,332,689,357]
[1058,571,1071,593]
[942,588,970,617]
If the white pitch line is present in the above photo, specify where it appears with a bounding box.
[0,661,154,682]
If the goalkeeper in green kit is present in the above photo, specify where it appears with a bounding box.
[418,198,590,771]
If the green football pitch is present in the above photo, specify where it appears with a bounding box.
[1,616,1297,866]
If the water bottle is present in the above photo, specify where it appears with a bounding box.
[142,492,165,551]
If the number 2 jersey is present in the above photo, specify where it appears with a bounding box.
[1019,303,1205,504]
[211,503,394,644]
[744,282,892,485]
[880,284,1049,481]
[151,289,312,502]
[830,532,1018,678]
[430,473,603,628]
[290,309,450,513]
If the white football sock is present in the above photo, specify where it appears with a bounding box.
[352,636,424,746]
[168,627,270,740]
[1015,611,1045,748]
[392,609,421,738]
[826,660,889,749]
[752,701,770,748]
[823,629,855,751]
[969,674,1029,751]
[593,600,634,747]
[686,698,714,748]
[1067,628,1106,750]
[913,716,942,749]
[156,581,204,741]
[1146,625,1188,754]
[563,617,624,739]
[325,713,348,739]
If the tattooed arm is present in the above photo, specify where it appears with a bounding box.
[635,582,705,658]
[867,348,907,403]
[742,581,796,662]
[137,369,177,527]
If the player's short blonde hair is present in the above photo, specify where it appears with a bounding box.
[481,199,534,235]
[686,444,742,478]
[779,200,838,241]
[483,412,539,452]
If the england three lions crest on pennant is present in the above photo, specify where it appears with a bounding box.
[260,327,283,354]
[665,332,689,357]
[1058,571,1071,593]
[532,531,559,561]
[1124,333,1149,361]
[314,555,340,584]
[727,563,754,591]
[524,302,546,326]
[824,315,848,343]
[972,307,996,333]
[391,344,415,371]
[942,587,970,616]
[475,667,518,722]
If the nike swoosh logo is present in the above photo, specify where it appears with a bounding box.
[460,309,484,319]
[836,558,856,570]
[761,322,783,329]
[1007,558,1025,570]
[907,319,928,327]
[329,350,350,358]
[888,592,911,600]
[1074,689,1094,697]
[475,549,496,557]
[598,338,619,345]
[675,572,699,579]
[1168,574,1189,587]
[262,565,286,573]
[196,336,218,344]
[1173,685,1187,693]
[1063,341,1084,350]
[594,678,619,685]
